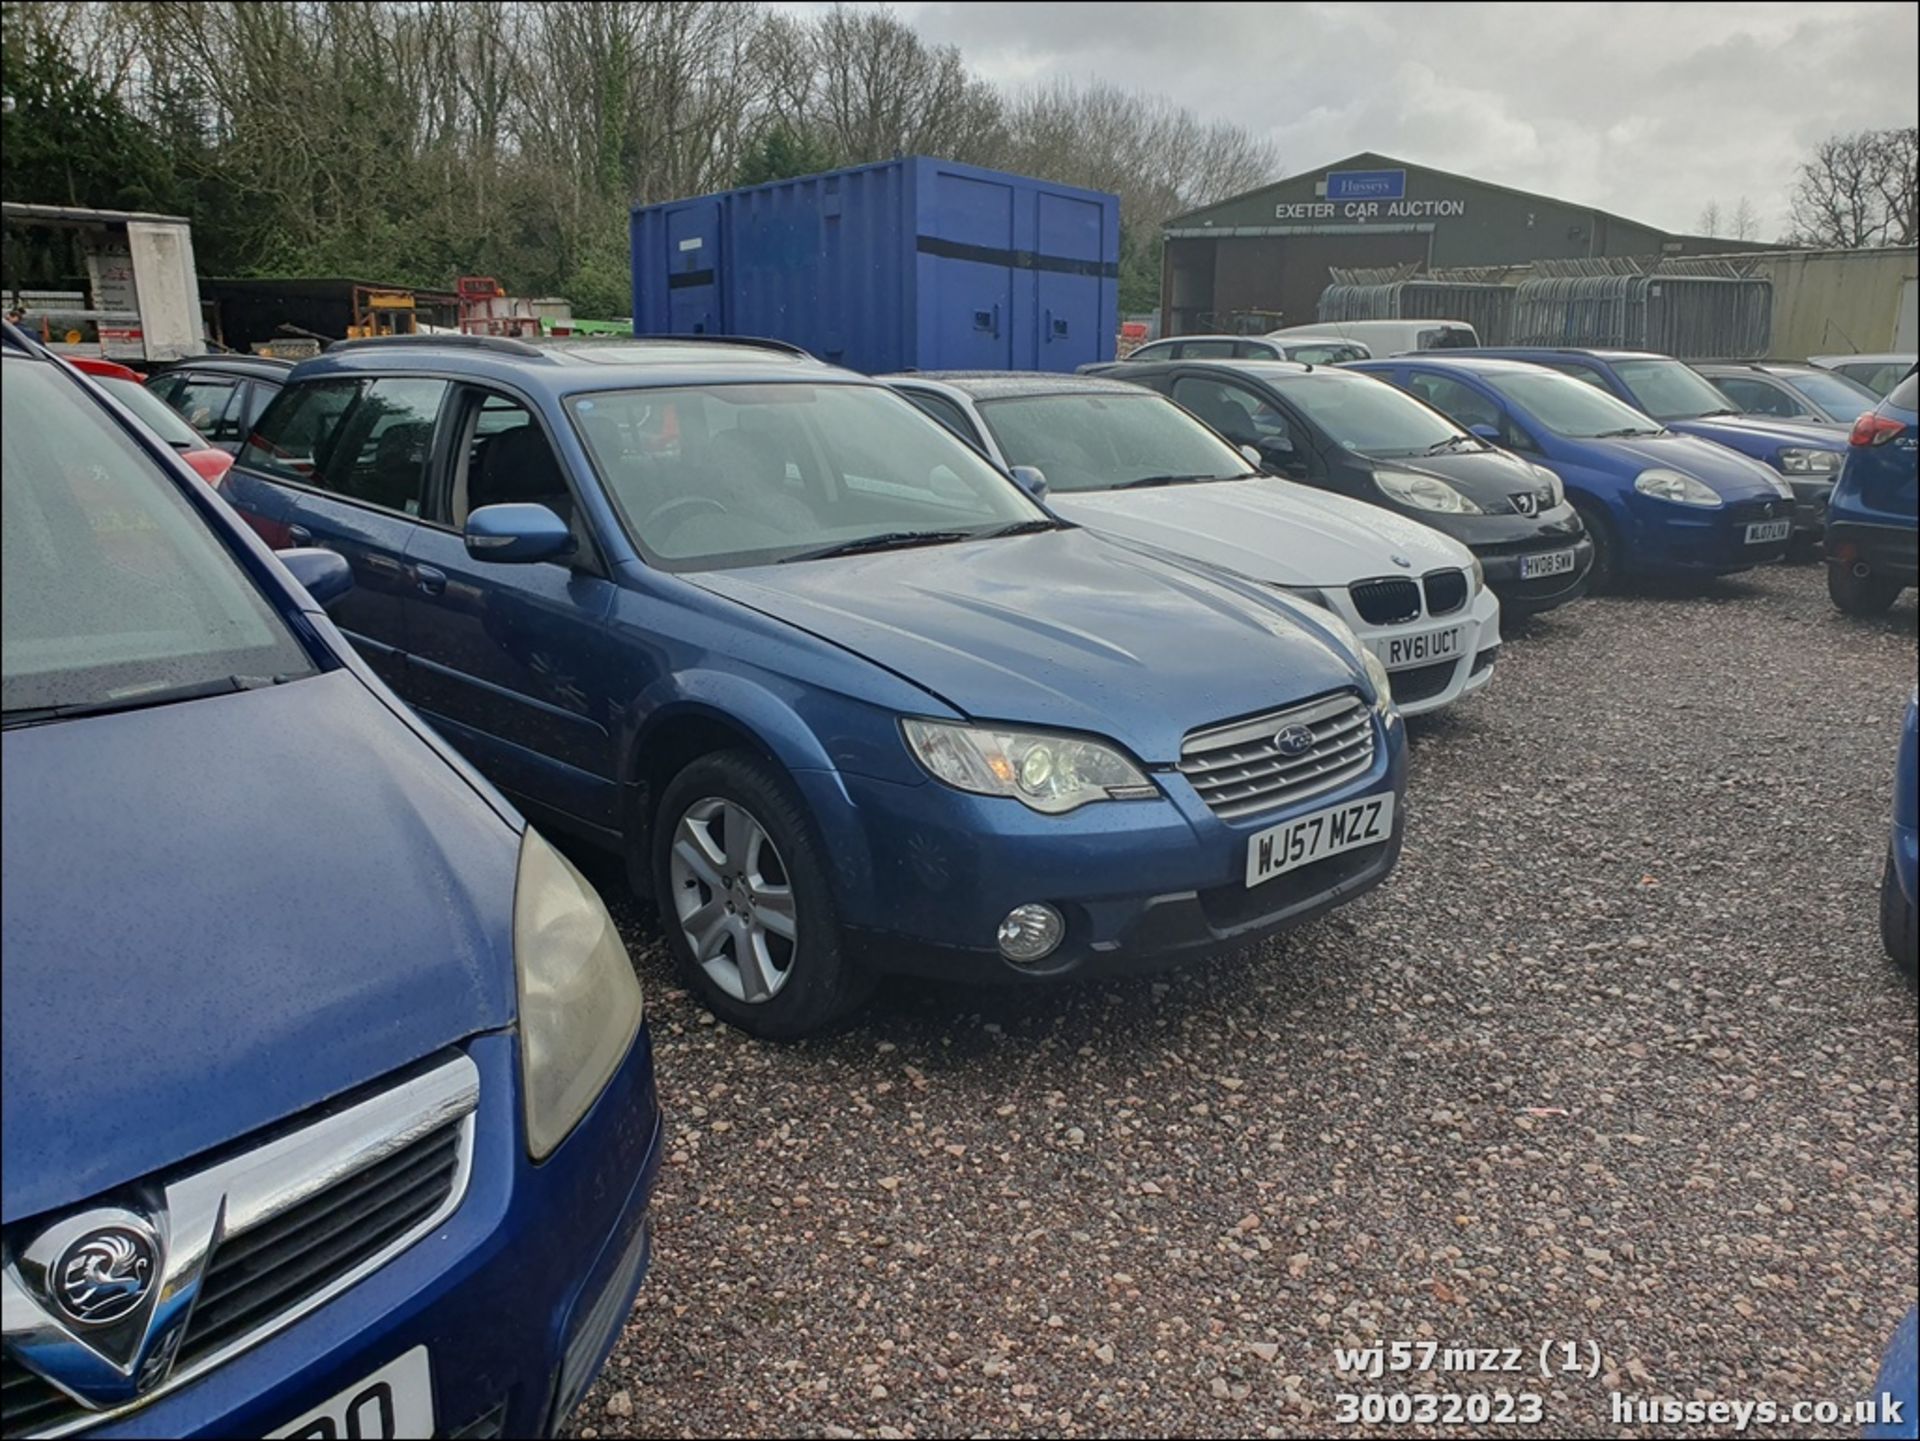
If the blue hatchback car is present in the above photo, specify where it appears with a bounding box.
[1454,348,1848,544]
[1350,356,1795,590]
[218,335,1406,1038]
[1,327,660,1438]
[1826,369,1918,616]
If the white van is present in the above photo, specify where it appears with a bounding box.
[1271,319,1479,356]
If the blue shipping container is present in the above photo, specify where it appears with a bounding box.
[630,156,1120,374]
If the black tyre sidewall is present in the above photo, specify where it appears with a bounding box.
[1828,561,1898,615]
[1882,849,1918,985]
[1574,501,1617,593]
[651,750,869,1039]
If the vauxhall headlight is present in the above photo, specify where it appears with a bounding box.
[515,828,644,1160]
[1375,470,1483,514]
[902,719,1155,813]
[1633,467,1723,508]
[1775,447,1842,475]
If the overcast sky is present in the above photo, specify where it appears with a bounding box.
[813,1,1918,238]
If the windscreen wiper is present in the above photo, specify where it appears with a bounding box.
[1422,434,1479,454]
[1,673,278,730]
[978,518,1064,538]
[1114,473,1232,490]
[778,530,977,563]
[1594,426,1664,438]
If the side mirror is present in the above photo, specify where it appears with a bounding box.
[464,502,575,564]
[1240,444,1264,468]
[1468,423,1501,443]
[1009,465,1049,502]
[280,547,353,608]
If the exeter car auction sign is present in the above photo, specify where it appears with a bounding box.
[1275,171,1467,222]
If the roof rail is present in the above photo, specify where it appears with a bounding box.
[327,333,548,357]
[632,333,816,359]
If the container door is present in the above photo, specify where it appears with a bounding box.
[1031,191,1111,372]
[665,201,723,335]
[920,171,1016,370]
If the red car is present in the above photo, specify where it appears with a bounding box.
[67,356,235,487]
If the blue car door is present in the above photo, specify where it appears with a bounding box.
[224,376,450,690]
[400,386,627,834]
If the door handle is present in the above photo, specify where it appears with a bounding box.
[287,524,312,546]
[413,564,447,596]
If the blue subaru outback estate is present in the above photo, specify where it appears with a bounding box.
[2,325,660,1439]
[219,335,1407,1038]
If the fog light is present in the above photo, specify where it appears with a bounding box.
[997,903,1064,963]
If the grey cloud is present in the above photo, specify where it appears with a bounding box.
[860,0,1918,238]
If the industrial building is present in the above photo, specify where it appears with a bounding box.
[1161,151,1762,337]
[1161,152,1917,359]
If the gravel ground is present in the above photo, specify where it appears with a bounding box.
[574,562,1918,1439]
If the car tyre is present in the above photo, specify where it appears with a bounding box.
[1827,562,1900,616]
[651,750,872,1038]
[1883,848,1918,986]
[1571,500,1617,593]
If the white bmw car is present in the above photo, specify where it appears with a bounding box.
[886,372,1502,717]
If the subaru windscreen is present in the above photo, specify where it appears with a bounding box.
[1610,357,1743,421]
[1271,371,1477,459]
[2,354,316,726]
[1484,369,1665,438]
[567,382,1052,570]
[974,391,1254,492]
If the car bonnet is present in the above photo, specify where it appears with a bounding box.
[684,527,1366,765]
[0,670,518,1221]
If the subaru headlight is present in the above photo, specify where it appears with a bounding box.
[1775,447,1841,475]
[1375,470,1484,514]
[902,719,1154,813]
[1634,467,1722,508]
[515,828,644,1160]
[1362,648,1394,713]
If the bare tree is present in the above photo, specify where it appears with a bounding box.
[1788,127,1918,248]
[1729,196,1760,241]
[1696,199,1723,236]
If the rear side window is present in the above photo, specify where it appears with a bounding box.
[899,390,985,449]
[241,378,446,514]
[1177,340,1236,358]
[168,376,243,442]
[240,380,359,482]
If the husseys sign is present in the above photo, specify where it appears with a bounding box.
[1275,169,1466,222]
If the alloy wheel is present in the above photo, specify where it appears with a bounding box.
[668,796,799,1003]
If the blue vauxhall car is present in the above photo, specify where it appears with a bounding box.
[1,325,660,1439]
[1350,356,1795,590]
[217,335,1407,1039]
[1826,368,1918,616]
[1454,347,1847,546]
